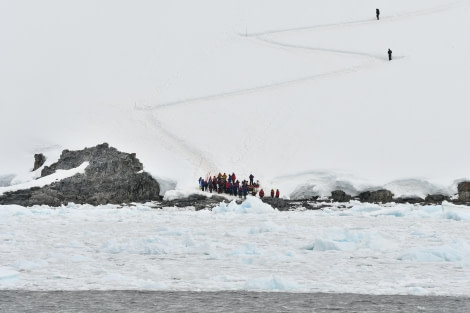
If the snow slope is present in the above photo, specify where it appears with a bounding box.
[0,162,88,196]
[1,0,470,196]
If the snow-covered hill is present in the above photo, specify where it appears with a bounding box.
[1,0,469,198]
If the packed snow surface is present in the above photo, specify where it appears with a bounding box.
[0,162,89,196]
[1,0,470,197]
[1,199,470,295]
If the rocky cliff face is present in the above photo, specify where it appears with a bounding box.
[458,181,470,202]
[0,143,160,206]
[358,189,394,203]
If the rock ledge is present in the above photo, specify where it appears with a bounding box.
[0,143,160,206]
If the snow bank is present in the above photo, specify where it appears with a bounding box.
[442,202,470,221]
[275,172,459,201]
[384,179,452,199]
[274,171,371,200]
[163,189,208,201]
[6,146,63,186]
[398,241,470,263]
[0,162,89,196]
[212,197,276,214]
[0,174,14,187]
[329,203,470,221]
[304,228,396,252]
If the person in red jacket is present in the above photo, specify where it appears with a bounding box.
[275,189,280,198]
[270,189,275,198]
[259,189,265,198]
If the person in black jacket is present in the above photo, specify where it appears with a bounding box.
[388,48,392,61]
[376,8,380,20]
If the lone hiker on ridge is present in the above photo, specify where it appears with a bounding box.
[376,8,380,20]
[388,48,392,61]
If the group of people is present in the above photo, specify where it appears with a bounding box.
[198,172,280,199]
[199,172,258,199]
[376,8,393,61]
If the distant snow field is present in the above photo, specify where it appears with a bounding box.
[1,199,470,295]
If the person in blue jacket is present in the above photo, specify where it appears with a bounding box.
[242,184,248,199]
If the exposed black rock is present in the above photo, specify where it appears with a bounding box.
[33,153,46,171]
[154,194,228,211]
[330,190,352,202]
[152,196,327,212]
[259,197,291,211]
[394,196,425,204]
[458,181,470,192]
[458,181,470,202]
[301,202,316,210]
[425,194,450,204]
[0,143,160,207]
[358,189,393,203]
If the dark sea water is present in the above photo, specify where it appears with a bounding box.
[1,291,469,313]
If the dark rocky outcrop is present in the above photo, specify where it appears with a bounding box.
[330,190,351,202]
[144,184,468,210]
[33,153,46,171]
[2,143,469,208]
[458,181,470,202]
[0,143,160,207]
[153,194,228,211]
[151,196,347,212]
[425,194,450,204]
[394,196,425,204]
[152,195,324,211]
[259,197,291,211]
[458,182,470,192]
[358,189,393,203]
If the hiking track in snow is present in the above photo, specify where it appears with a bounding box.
[134,0,467,176]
